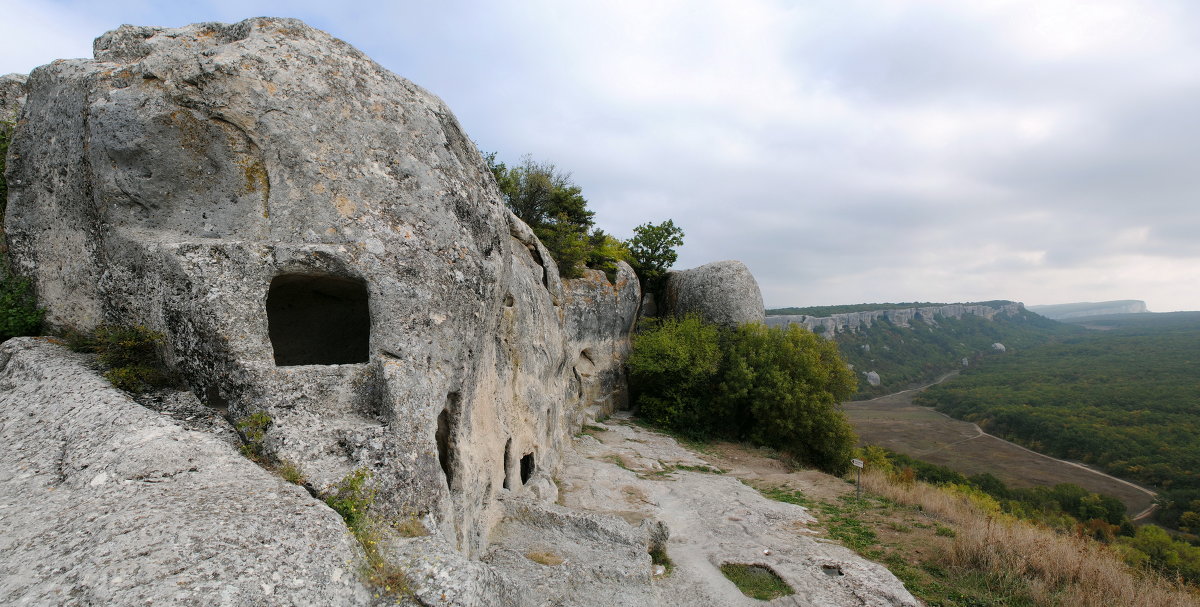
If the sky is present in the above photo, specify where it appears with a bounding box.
[3,1,1199,312]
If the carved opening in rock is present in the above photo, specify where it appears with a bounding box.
[202,385,228,413]
[520,451,535,485]
[503,293,515,307]
[267,274,370,365]
[503,438,513,490]
[436,393,460,489]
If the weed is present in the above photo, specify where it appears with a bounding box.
[68,324,177,393]
[324,468,411,599]
[276,460,306,485]
[888,521,912,533]
[935,524,957,537]
[392,515,428,538]
[720,563,794,600]
[673,463,726,474]
[650,545,674,576]
[234,411,272,462]
[605,454,635,472]
[526,551,564,566]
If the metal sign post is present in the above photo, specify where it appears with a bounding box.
[851,458,864,502]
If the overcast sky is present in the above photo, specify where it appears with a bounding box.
[4,1,1198,311]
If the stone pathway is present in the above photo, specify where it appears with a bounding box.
[557,414,919,606]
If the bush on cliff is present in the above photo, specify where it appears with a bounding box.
[628,317,858,474]
[488,153,630,279]
[0,120,45,342]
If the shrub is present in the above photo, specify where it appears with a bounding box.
[626,315,722,435]
[717,323,858,474]
[0,275,43,342]
[628,318,859,474]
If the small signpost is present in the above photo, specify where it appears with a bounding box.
[851,458,864,502]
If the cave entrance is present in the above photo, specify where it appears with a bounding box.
[267,273,370,366]
[520,452,536,485]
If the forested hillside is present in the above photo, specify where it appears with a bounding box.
[771,301,1079,398]
[914,312,1200,533]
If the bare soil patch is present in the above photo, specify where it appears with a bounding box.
[844,388,1156,516]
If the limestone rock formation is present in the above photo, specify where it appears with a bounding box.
[3,16,635,577]
[0,73,24,120]
[766,302,1025,337]
[0,338,371,605]
[561,264,641,424]
[662,260,765,326]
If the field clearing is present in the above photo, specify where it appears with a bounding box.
[844,387,1156,517]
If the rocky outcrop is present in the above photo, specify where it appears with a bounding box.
[1027,300,1148,320]
[766,302,1024,337]
[0,338,371,605]
[662,260,765,326]
[3,16,632,573]
[0,73,24,121]
[562,264,641,424]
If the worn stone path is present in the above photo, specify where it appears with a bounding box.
[557,414,919,606]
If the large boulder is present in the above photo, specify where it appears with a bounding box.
[3,16,635,570]
[662,260,765,326]
[0,73,24,121]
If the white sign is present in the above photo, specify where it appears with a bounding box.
[851,458,864,469]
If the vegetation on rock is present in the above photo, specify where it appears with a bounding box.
[67,324,178,393]
[487,153,631,279]
[0,120,44,342]
[324,468,411,598]
[627,316,857,474]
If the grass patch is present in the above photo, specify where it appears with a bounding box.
[650,545,673,576]
[720,563,794,600]
[67,325,178,393]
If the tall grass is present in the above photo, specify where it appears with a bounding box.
[861,470,1197,607]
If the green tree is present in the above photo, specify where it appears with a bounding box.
[625,219,684,293]
[487,153,616,278]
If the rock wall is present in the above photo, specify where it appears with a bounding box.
[3,17,636,560]
[561,263,641,424]
[662,260,765,326]
[766,302,1024,337]
[0,338,371,605]
[0,73,24,121]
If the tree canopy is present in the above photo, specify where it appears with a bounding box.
[487,153,631,279]
[625,219,685,293]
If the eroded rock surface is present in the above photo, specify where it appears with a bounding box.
[663,260,765,326]
[558,416,920,607]
[0,338,371,605]
[4,18,633,566]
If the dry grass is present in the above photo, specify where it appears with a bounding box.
[861,470,1198,607]
[526,550,565,566]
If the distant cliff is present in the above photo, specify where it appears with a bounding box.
[765,302,1024,337]
[1027,300,1148,320]
[767,301,1077,398]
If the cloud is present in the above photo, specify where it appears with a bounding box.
[2,0,1198,311]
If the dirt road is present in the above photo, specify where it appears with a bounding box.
[844,379,1157,519]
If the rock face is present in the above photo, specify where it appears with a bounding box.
[561,264,641,424]
[0,338,371,605]
[0,73,25,120]
[3,16,636,569]
[662,260,765,326]
[766,302,1025,338]
[1027,299,1148,320]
